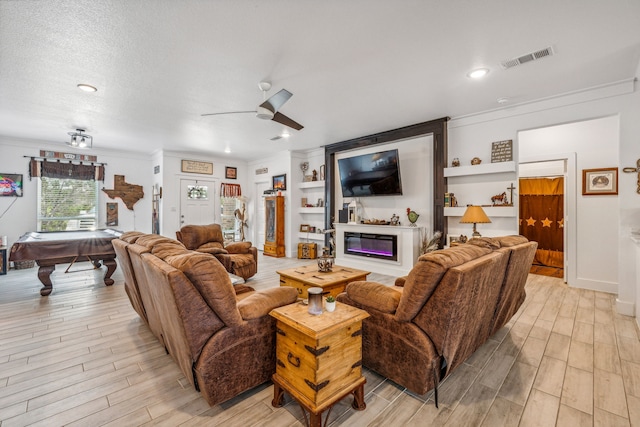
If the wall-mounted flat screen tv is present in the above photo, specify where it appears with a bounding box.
[338,149,402,197]
[0,173,23,197]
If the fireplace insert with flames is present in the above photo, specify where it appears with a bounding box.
[344,232,398,261]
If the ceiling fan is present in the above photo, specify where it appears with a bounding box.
[201,81,304,131]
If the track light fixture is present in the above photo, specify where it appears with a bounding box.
[67,129,93,149]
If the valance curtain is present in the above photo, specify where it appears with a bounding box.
[29,158,105,181]
[220,183,242,198]
[519,177,564,268]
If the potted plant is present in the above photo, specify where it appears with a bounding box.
[325,295,336,312]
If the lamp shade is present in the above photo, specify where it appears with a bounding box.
[459,206,491,224]
[460,205,491,238]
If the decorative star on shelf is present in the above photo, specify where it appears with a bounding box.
[558,218,564,228]
[526,217,537,227]
[541,217,552,228]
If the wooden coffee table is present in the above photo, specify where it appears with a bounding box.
[270,301,369,427]
[277,264,369,299]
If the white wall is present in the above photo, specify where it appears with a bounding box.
[519,117,619,293]
[448,78,640,318]
[519,160,565,178]
[159,150,248,240]
[333,135,433,232]
[248,151,293,255]
[0,136,153,249]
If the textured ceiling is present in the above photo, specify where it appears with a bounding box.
[0,1,639,160]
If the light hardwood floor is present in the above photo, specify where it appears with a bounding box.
[0,254,639,426]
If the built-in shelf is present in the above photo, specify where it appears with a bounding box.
[444,161,516,178]
[298,232,325,242]
[299,207,324,214]
[298,180,325,189]
[444,206,516,217]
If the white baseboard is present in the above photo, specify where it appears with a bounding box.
[616,298,636,317]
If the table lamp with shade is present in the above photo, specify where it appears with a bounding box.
[460,205,491,238]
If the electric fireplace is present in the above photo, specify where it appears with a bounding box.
[344,232,398,261]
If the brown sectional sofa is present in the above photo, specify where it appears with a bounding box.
[113,231,298,406]
[336,235,536,405]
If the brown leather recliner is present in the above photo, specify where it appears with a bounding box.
[176,224,258,281]
[337,236,537,406]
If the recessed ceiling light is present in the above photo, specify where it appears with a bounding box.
[224,147,231,153]
[281,131,290,138]
[467,68,489,79]
[497,97,509,104]
[77,83,97,92]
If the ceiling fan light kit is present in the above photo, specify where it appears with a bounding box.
[202,81,304,131]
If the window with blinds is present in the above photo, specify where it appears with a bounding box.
[37,177,99,231]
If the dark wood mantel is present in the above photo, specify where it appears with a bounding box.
[324,117,449,248]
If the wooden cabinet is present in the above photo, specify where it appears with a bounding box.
[270,302,369,426]
[264,195,285,257]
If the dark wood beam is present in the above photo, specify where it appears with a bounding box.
[324,117,449,248]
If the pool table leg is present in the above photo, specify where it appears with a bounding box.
[103,258,117,286]
[37,265,55,296]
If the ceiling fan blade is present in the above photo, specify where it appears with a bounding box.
[259,89,292,113]
[272,112,304,130]
[201,111,256,117]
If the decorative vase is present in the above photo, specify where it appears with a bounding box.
[325,300,336,312]
[317,254,334,272]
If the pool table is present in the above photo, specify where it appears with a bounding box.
[9,229,123,296]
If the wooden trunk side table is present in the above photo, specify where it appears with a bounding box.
[277,264,369,299]
[270,301,369,427]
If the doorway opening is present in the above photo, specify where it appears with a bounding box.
[519,175,564,278]
[518,158,570,282]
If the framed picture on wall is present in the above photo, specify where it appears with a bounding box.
[272,174,286,191]
[225,166,237,179]
[582,167,618,195]
[106,202,118,226]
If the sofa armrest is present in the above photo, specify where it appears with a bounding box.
[394,276,408,287]
[248,246,258,263]
[237,287,298,320]
[345,281,402,314]
[225,242,252,254]
[196,243,229,255]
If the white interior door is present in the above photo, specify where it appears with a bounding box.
[180,179,217,227]
[254,182,270,250]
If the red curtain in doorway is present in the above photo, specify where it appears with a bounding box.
[519,177,564,268]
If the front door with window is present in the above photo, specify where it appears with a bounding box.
[180,179,217,227]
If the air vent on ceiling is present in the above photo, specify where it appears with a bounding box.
[501,46,554,70]
[270,136,282,141]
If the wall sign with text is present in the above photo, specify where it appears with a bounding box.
[491,140,513,163]
[181,160,213,175]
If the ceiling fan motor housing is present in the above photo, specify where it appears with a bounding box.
[256,106,274,120]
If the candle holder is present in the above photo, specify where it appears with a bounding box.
[307,287,323,315]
